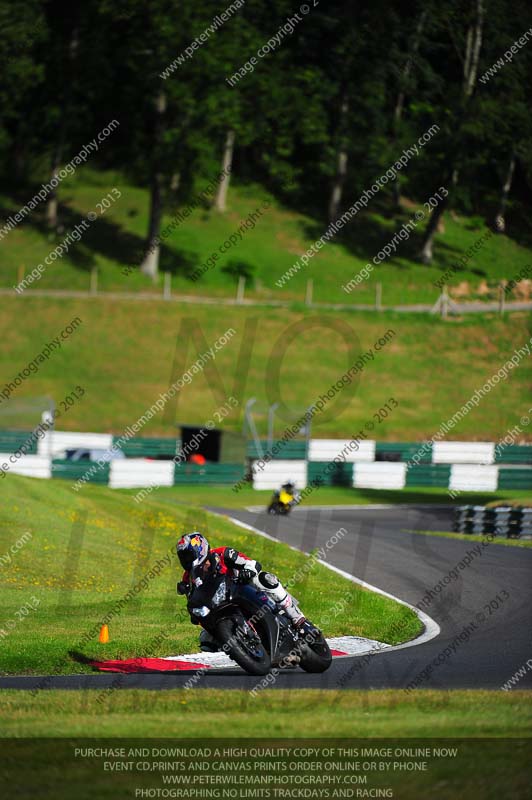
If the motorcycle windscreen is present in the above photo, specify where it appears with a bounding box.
[188,572,224,608]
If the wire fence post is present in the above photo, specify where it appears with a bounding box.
[163,272,171,300]
[236,275,246,304]
[375,282,382,311]
[441,286,448,318]
[499,281,506,316]
[305,279,313,306]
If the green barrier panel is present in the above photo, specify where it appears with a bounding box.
[494,445,532,465]
[406,464,451,487]
[497,467,532,490]
[51,459,110,484]
[219,431,247,464]
[375,441,432,463]
[115,436,180,458]
[173,462,245,485]
[307,460,353,487]
[246,440,307,460]
[0,430,38,455]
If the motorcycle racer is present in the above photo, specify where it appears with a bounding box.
[176,532,316,650]
[268,480,300,515]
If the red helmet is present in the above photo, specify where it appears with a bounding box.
[176,532,210,571]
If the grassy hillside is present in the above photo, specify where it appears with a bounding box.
[1,168,531,306]
[0,296,530,439]
[0,474,421,675]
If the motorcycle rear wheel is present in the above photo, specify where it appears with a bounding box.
[216,618,271,676]
[267,502,289,515]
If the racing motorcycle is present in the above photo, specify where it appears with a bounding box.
[267,484,300,515]
[187,572,331,676]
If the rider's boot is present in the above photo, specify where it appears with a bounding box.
[294,617,320,640]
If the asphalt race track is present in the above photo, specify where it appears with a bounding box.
[2,504,531,691]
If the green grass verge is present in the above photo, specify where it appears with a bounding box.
[402,529,532,548]
[141,484,532,509]
[2,167,532,307]
[0,689,530,737]
[0,295,530,439]
[1,691,530,800]
[0,474,421,676]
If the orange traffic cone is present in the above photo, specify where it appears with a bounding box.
[99,624,109,644]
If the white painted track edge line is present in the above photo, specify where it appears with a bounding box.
[221,512,441,654]
[315,559,440,651]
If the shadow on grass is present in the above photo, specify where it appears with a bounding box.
[0,182,508,285]
[2,185,202,279]
[1,189,201,279]
[297,198,489,281]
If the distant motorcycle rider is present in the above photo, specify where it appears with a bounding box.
[267,480,300,515]
[176,532,316,650]
[279,481,300,505]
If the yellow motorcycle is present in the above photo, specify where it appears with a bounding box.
[267,482,300,515]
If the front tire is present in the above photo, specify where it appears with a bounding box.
[216,618,271,676]
[298,631,332,673]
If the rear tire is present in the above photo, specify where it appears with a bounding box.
[268,502,289,515]
[216,618,271,676]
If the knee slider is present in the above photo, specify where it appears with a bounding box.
[258,571,279,590]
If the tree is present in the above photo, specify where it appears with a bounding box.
[213,129,235,212]
[96,0,206,281]
[390,8,428,207]
[419,0,485,264]
[328,92,349,222]
[0,0,46,179]
[45,17,81,229]
[492,149,515,232]
[140,90,167,279]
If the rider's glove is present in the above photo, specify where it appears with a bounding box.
[237,568,255,584]
[177,580,189,596]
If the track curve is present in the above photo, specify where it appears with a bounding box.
[2,504,531,691]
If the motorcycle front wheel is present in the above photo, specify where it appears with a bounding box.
[216,618,271,676]
[298,631,332,673]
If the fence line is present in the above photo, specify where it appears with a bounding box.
[1,285,530,316]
